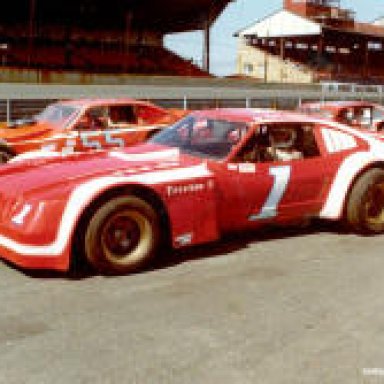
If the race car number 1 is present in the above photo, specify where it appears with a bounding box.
[249,165,291,221]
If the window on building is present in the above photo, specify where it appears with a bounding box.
[243,63,254,75]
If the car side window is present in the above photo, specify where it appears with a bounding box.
[355,107,372,127]
[74,107,108,131]
[338,108,354,125]
[108,106,138,126]
[235,123,320,163]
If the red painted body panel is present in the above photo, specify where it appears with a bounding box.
[0,108,383,272]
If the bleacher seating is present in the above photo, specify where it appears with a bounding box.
[0,39,211,77]
[262,44,384,84]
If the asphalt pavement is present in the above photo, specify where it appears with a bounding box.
[1,222,384,384]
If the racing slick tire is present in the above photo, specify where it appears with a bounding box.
[0,146,14,163]
[346,168,384,233]
[84,195,160,275]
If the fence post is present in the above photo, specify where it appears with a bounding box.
[6,99,11,125]
[298,97,302,108]
[183,96,188,111]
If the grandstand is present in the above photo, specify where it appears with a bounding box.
[0,0,231,81]
[236,0,384,84]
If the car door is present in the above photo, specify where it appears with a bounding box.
[105,104,148,147]
[215,122,330,231]
[66,105,130,152]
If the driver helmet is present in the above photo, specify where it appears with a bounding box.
[270,128,297,149]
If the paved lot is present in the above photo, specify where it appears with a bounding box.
[1,222,384,384]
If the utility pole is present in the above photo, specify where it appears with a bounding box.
[203,16,211,73]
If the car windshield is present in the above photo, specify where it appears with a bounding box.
[35,104,79,128]
[150,115,249,159]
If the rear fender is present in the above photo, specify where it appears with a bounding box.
[320,151,384,220]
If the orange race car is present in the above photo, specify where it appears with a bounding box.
[0,98,186,162]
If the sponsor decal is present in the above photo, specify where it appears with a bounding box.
[167,183,206,197]
[238,163,256,173]
[175,233,193,246]
[227,163,256,173]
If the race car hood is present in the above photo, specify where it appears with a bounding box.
[0,121,54,142]
[0,143,204,197]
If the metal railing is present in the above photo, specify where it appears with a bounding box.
[0,80,383,123]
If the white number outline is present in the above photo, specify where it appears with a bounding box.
[249,165,291,221]
[105,130,125,147]
[79,132,103,150]
[78,131,126,150]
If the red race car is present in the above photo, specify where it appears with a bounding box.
[1,108,384,275]
[298,100,384,131]
[0,98,184,162]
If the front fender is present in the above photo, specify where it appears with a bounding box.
[163,178,219,248]
[9,150,61,163]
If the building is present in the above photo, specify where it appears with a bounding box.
[0,0,231,82]
[373,17,384,27]
[236,0,384,84]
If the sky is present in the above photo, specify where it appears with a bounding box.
[164,0,384,77]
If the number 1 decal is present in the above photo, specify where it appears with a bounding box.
[249,166,291,221]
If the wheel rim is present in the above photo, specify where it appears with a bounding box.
[100,210,151,265]
[364,183,384,226]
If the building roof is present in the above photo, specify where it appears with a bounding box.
[348,22,384,38]
[0,0,232,34]
[237,7,384,40]
[373,17,384,26]
[237,10,322,38]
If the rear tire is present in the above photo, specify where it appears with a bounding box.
[346,168,384,233]
[84,195,160,275]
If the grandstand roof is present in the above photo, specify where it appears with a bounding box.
[237,10,321,38]
[2,0,233,34]
[238,9,384,40]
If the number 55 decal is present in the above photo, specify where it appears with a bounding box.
[80,132,102,150]
[249,166,291,221]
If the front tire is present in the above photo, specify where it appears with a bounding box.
[0,147,14,163]
[346,168,384,233]
[84,195,160,275]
